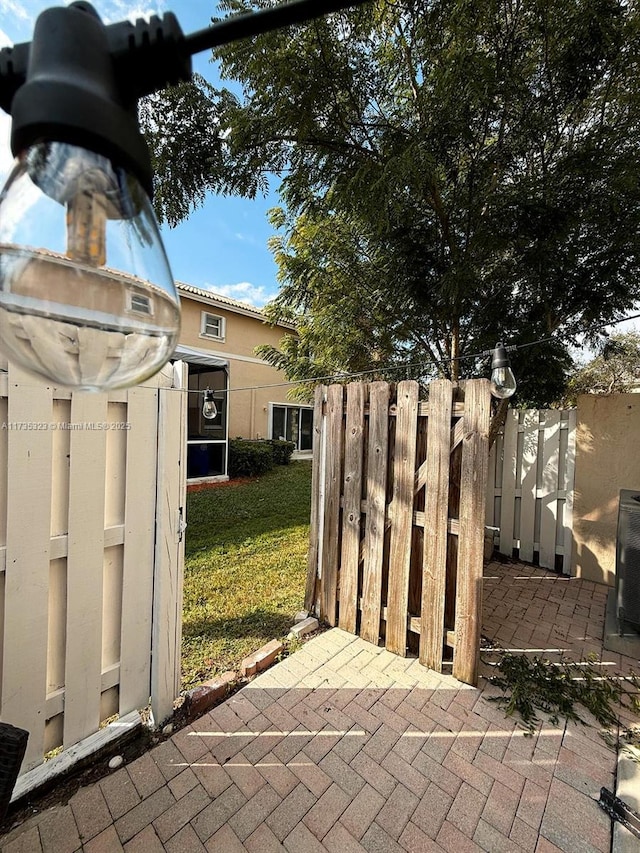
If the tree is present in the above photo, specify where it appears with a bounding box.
[563,331,640,404]
[142,0,640,405]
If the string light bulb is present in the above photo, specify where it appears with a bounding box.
[490,342,517,399]
[0,142,180,390]
[0,3,183,391]
[202,388,217,420]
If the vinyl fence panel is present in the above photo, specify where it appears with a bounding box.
[0,361,186,775]
[487,409,577,573]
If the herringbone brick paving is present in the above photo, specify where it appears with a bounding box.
[2,560,636,852]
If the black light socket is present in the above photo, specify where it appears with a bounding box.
[4,2,191,198]
[491,342,510,370]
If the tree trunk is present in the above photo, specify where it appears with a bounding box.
[450,321,460,381]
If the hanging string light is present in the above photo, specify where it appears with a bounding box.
[202,388,217,420]
[176,312,639,399]
[489,342,517,399]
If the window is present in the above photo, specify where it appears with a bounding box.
[271,405,313,451]
[200,312,225,341]
[187,365,228,479]
[127,292,153,315]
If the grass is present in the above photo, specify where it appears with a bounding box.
[181,461,312,690]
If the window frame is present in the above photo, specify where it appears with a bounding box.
[200,311,226,341]
[269,403,314,451]
[126,290,154,317]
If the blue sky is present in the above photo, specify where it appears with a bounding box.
[0,0,281,307]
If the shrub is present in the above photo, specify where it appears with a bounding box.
[229,439,274,478]
[268,439,296,466]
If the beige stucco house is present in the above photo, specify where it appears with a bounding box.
[174,282,312,482]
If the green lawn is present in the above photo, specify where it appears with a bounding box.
[182,462,312,689]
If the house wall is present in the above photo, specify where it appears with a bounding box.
[178,293,299,440]
[571,394,640,584]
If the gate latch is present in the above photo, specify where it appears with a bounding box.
[178,506,187,543]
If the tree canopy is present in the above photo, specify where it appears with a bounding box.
[563,330,640,404]
[142,0,640,405]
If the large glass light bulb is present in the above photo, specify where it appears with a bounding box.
[0,141,180,391]
[202,389,217,420]
[490,342,517,399]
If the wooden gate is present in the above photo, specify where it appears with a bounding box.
[305,378,491,685]
[0,360,187,778]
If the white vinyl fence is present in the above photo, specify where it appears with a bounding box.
[0,360,187,775]
[486,408,577,573]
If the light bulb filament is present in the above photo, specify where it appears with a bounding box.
[66,189,107,267]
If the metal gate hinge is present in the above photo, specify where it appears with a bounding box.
[599,787,640,839]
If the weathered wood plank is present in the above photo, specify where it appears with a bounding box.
[119,387,158,714]
[453,380,491,686]
[498,409,518,555]
[64,392,108,748]
[358,401,466,418]
[385,381,419,656]
[420,379,453,670]
[338,383,366,634]
[360,382,390,645]
[350,500,460,535]
[320,385,344,627]
[450,418,465,453]
[305,386,326,612]
[538,410,561,570]
[2,365,53,770]
[413,414,458,497]
[519,411,539,562]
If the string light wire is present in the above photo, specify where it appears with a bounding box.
[182,310,640,396]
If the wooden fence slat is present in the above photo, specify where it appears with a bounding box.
[453,380,490,685]
[338,383,366,634]
[385,380,419,656]
[2,366,53,770]
[64,392,108,748]
[563,410,577,575]
[420,379,452,670]
[119,387,158,713]
[519,411,539,562]
[360,382,390,645]
[499,409,519,555]
[538,410,561,570]
[320,385,344,627]
[305,386,326,612]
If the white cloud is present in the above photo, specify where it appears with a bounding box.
[0,27,14,47]
[0,1,28,22]
[204,281,277,308]
[99,0,167,25]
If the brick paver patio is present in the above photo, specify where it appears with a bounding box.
[2,560,637,852]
